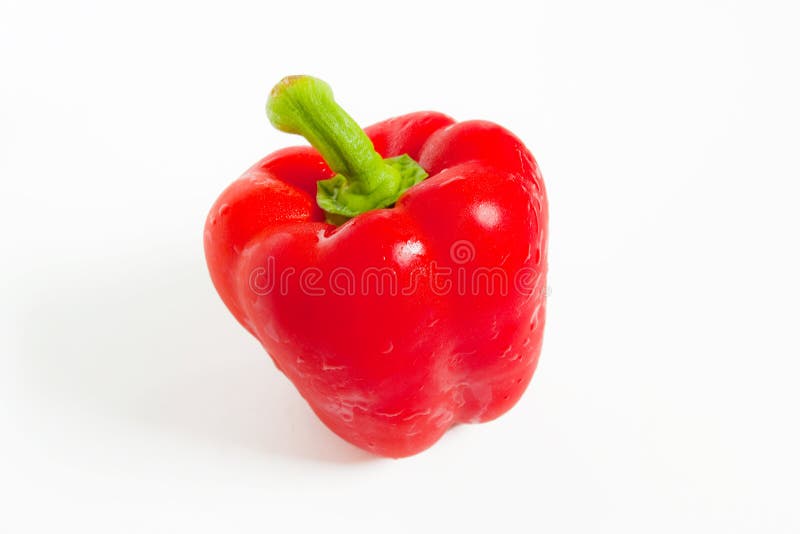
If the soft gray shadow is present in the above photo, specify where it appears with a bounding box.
[17,241,373,464]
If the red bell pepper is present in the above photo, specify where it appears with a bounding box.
[204,76,548,457]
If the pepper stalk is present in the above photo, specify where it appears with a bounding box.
[266,75,428,222]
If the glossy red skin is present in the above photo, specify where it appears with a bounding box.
[204,112,548,457]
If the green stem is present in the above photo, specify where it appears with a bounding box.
[266,75,427,220]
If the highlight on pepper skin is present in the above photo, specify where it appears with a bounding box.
[204,74,548,458]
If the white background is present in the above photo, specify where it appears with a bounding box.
[2,1,799,532]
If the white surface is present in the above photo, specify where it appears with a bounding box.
[2,1,799,532]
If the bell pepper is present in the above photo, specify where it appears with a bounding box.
[204,75,548,458]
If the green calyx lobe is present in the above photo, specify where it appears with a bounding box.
[266,75,428,223]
